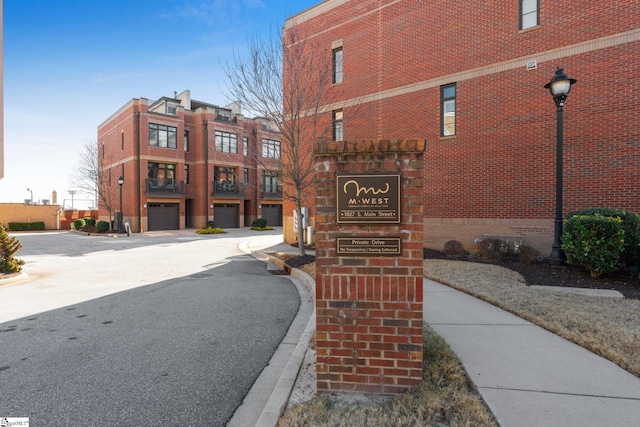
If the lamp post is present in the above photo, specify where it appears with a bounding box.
[544,68,577,265]
[117,176,125,233]
[68,190,77,209]
[26,188,33,204]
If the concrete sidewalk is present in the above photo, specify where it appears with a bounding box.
[424,278,640,426]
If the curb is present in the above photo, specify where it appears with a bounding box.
[0,271,28,286]
[230,243,316,427]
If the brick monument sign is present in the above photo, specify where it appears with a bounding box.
[314,139,425,394]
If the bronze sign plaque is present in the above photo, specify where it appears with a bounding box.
[337,237,402,256]
[336,174,401,223]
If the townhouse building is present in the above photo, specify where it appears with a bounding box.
[97,90,283,232]
[283,0,640,252]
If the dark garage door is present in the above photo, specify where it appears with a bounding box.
[262,204,282,226]
[148,203,179,231]
[214,203,239,228]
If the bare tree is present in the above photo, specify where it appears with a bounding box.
[69,141,99,207]
[223,27,334,256]
[70,141,116,227]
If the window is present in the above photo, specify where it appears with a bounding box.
[520,0,539,30]
[333,110,344,141]
[215,130,238,153]
[148,162,176,183]
[184,130,190,152]
[441,84,456,137]
[121,132,124,150]
[262,139,281,159]
[149,123,177,148]
[185,164,190,185]
[244,168,249,185]
[243,137,248,156]
[332,47,343,84]
[214,166,237,184]
[262,171,278,194]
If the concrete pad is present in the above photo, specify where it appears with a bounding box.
[529,285,624,298]
[425,280,530,326]
[482,387,640,427]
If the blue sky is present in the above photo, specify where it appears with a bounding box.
[1,0,318,208]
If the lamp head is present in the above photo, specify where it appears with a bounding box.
[544,67,577,107]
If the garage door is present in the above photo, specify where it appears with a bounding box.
[262,204,282,226]
[214,203,239,228]
[148,203,179,231]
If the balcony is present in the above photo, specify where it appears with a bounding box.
[212,181,246,198]
[261,185,283,200]
[146,178,185,197]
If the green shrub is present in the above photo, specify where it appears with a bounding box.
[73,219,86,230]
[84,217,96,226]
[196,227,226,235]
[206,221,215,228]
[567,208,640,267]
[0,225,25,273]
[443,240,468,258]
[252,218,268,228]
[561,214,625,278]
[96,221,110,233]
[8,222,45,231]
[250,225,274,231]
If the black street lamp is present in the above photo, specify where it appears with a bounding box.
[117,176,125,233]
[544,68,577,265]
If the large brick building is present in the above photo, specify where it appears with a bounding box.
[97,90,283,232]
[284,0,640,252]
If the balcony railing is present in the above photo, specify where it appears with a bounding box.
[212,181,246,198]
[146,178,185,197]
[261,185,283,199]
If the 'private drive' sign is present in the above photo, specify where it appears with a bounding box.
[336,174,401,224]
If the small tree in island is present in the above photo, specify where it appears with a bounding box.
[0,225,25,274]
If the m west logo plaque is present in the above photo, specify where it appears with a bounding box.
[336,174,401,224]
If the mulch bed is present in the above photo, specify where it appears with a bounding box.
[283,246,640,300]
[423,248,640,300]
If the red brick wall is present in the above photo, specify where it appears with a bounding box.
[285,0,640,251]
[314,139,424,394]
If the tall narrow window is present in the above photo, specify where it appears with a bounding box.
[441,84,456,137]
[332,47,343,84]
[243,137,248,156]
[333,110,344,141]
[262,171,279,195]
[185,164,190,185]
[184,130,190,152]
[121,132,124,150]
[520,0,539,30]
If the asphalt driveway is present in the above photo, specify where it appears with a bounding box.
[0,229,300,426]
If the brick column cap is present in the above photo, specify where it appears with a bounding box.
[314,139,426,156]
